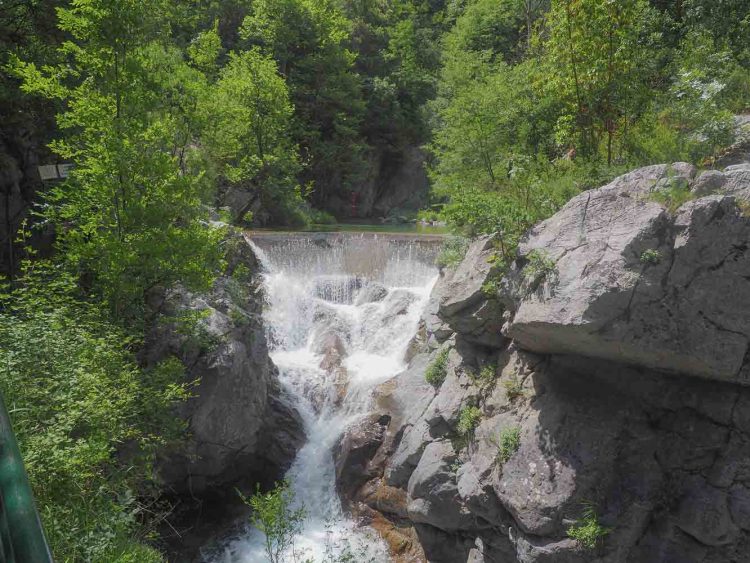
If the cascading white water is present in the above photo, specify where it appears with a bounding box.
[213,233,439,563]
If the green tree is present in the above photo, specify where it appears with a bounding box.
[346,0,442,149]
[187,19,223,78]
[202,47,303,224]
[429,1,579,256]
[241,0,367,209]
[442,0,526,66]
[541,0,654,163]
[683,0,750,64]
[12,0,223,322]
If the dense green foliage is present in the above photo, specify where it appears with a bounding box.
[0,265,187,561]
[429,0,750,257]
[12,1,226,321]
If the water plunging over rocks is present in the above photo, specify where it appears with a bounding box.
[211,232,441,562]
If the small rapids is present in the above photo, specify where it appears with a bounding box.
[212,233,440,563]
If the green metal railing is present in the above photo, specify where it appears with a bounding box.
[0,393,53,563]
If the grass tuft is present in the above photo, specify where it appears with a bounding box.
[497,426,521,463]
[425,347,450,387]
[436,237,469,269]
[456,406,482,436]
[567,502,610,549]
[503,377,524,401]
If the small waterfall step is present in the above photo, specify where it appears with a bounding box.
[212,233,439,563]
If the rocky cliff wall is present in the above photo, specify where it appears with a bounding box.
[143,231,304,558]
[324,145,431,220]
[335,162,750,562]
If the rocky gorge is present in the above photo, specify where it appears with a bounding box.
[161,159,750,563]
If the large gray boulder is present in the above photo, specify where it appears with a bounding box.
[509,163,750,383]
[437,235,506,348]
[145,233,304,495]
[407,440,474,531]
[334,414,391,499]
[358,344,750,563]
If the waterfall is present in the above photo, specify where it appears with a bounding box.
[213,233,439,563]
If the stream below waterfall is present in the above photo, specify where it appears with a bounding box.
[212,233,440,563]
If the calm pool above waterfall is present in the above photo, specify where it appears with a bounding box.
[249,221,449,236]
[211,232,441,563]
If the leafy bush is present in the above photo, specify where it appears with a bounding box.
[524,250,557,284]
[425,348,451,387]
[567,502,610,549]
[307,207,337,225]
[497,426,521,463]
[436,236,469,268]
[240,480,306,563]
[0,266,188,561]
[503,377,524,401]
[640,249,662,264]
[456,406,482,436]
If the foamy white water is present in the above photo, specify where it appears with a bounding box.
[211,234,439,563]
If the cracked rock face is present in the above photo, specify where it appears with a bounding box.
[145,233,304,495]
[509,163,750,383]
[436,235,507,348]
[333,160,750,563]
[339,345,750,563]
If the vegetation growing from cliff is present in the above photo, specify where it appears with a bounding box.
[567,502,611,549]
[425,347,451,387]
[640,249,663,265]
[456,406,482,436]
[648,180,696,212]
[503,377,525,401]
[523,250,558,285]
[497,426,522,463]
[436,236,469,268]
